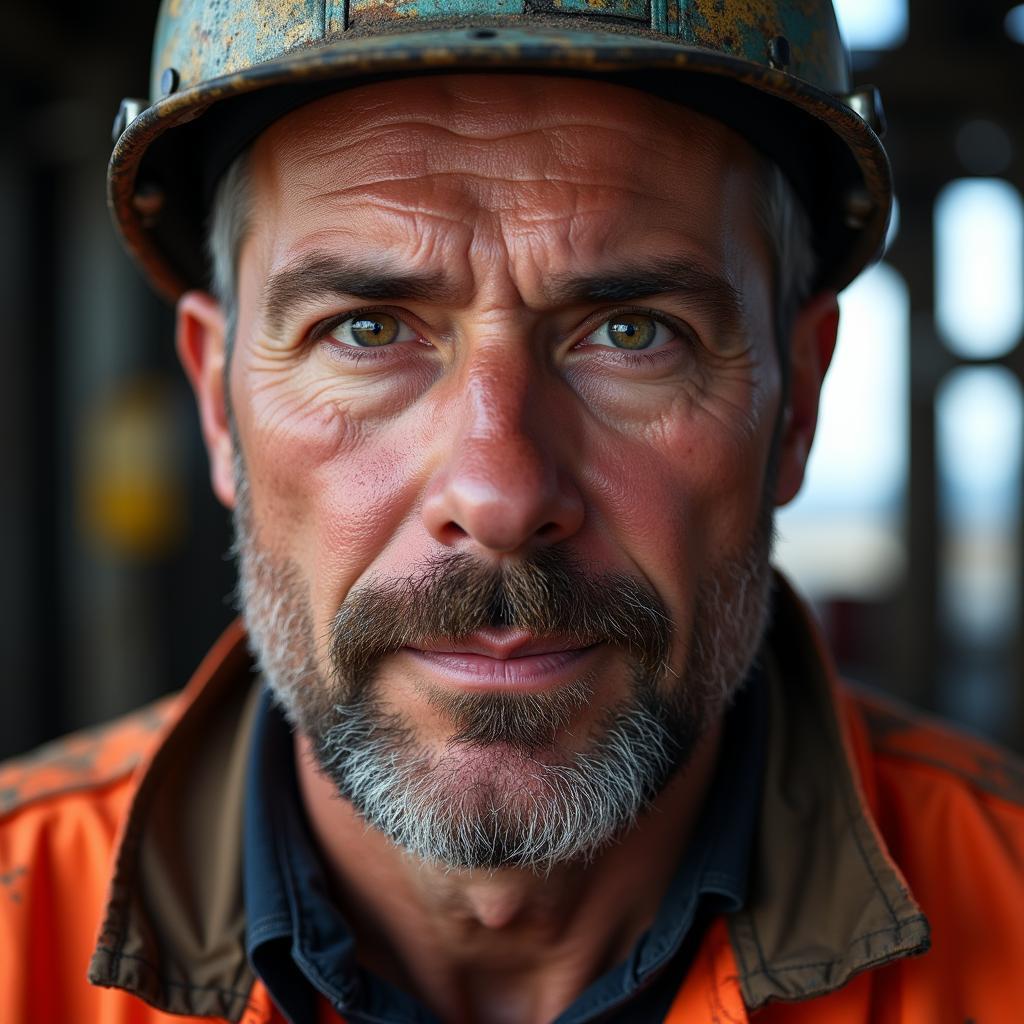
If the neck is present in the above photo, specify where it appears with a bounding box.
[295,722,722,1024]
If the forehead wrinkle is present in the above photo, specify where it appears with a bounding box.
[300,202,480,239]
[262,74,735,154]
[292,120,575,154]
[276,114,717,198]
[312,175,682,220]
[289,141,693,197]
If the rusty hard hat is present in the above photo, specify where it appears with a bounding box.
[109,0,891,303]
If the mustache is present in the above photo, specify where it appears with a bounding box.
[326,548,673,697]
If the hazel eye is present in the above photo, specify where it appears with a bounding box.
[329,312,416,348]
[587,313,674,351]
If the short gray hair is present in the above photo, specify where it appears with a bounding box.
[207,149,254,355]
[754,157,818,348]
[206,142,816,360]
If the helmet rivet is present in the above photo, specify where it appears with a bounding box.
[111,98,145,144]
[767,36,791,71]
[844,86,888,138]
[160,67,180,97]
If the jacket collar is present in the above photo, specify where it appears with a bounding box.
[88,621,262,1020]
[728,578,931,1008]
[88,576,929,1020]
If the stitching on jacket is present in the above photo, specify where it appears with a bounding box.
[99,644,251,995]
[102,698,220,994]
[731,912,765,990]
[105,777,155,983]
[738,654,906,993]
[740,914,929,979]
[246,913,292,944]
[746,911,774,983]
[740,796,905,986]
[95,947,252,1000]
[740,803,904,988]
[842,783,901,927]
[106,747,170,988]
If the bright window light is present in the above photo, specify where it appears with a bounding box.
[884,197,901,255]
[1006,4,1024,43]
[937,367,1023,649]
[775,263,909,597]
[935,179,1024,359]
[938,367,1023,530]
[833,0,908,50]
[786,262,909,515]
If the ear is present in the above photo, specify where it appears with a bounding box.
[176,291,236,508]
[773,290,840,506]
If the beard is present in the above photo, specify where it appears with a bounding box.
[233,463,775,873]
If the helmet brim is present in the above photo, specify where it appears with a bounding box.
[109,23,891,301]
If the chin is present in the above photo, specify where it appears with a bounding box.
[314,689,690,872]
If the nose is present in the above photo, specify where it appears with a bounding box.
[422,354,584,556]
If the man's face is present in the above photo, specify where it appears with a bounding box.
[195,74,797,869]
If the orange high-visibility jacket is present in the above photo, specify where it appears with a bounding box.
[2,579,1023,1023]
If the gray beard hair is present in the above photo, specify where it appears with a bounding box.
[232,466,775,873]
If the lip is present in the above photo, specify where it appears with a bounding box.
[408,628,586,660]
[403,631,598,690]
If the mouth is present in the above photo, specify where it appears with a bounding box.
[403,629,599,690]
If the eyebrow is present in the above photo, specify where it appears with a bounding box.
[262,252,460,336]
[262,252,746,337]
[543,258,747,333]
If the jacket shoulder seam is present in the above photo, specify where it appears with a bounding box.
[0,696,179,819]
[848,686,1024,808]
[872,744,1024,812]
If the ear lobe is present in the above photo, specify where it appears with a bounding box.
[176,290,237,509]
[773,290,840,506]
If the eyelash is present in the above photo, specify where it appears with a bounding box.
[309,306,694,364]
[576,306,694,363]
[310,307,422,364]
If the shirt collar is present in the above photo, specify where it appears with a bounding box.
[636,667,765,976]
[244,672,766,1023]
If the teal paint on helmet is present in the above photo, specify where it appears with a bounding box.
[112,0,891,302]
[150,0,848,101]
[381,0,532,19]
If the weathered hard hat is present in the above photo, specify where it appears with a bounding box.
[109,0,890,303]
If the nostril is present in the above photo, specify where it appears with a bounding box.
[536,522,561,539]
[439,520,470,544]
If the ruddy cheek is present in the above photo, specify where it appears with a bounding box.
[306,409,436,602]
[247,388,353,483]
[584,401,761,565]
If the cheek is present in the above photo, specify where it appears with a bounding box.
[580,391,774,578]
[237,373,434,618]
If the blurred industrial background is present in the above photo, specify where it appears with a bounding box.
[1,0,1023,760]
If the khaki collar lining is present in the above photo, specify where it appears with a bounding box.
[728,579,930,1008]
[88,622,261,1021]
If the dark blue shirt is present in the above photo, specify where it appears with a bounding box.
[243,672,766,1024]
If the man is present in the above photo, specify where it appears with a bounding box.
[2,1,1023,1022]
